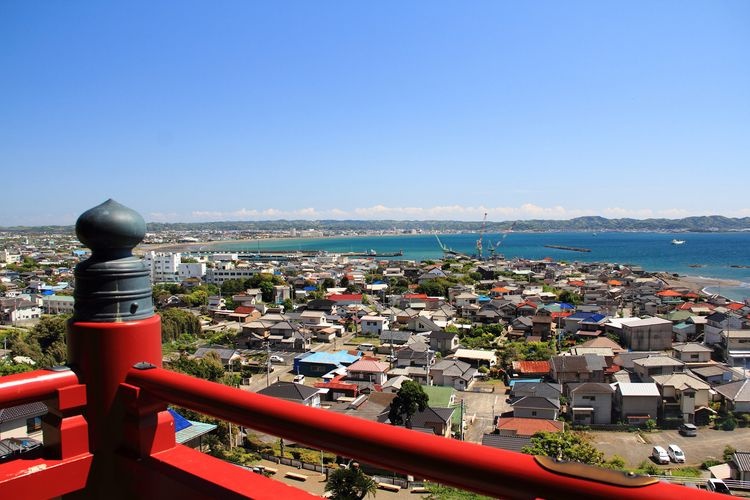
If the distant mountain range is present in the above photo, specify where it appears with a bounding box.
[4,215,750,233]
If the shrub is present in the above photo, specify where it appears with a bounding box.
[720,415,738,431]
[702,459,722,469]
[644,419,657,432]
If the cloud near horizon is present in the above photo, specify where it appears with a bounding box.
[141,204,744,223]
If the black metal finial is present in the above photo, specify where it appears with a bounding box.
[76,199,146,256]
[73,199,154,322]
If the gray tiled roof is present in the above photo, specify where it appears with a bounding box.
[0,401,47,424]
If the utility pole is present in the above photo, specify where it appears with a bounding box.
[266,340,271,388]
[459,399,465,441]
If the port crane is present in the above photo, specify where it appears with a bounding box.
[475,212,487,260]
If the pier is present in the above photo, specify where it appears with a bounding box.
[544,245,591,253]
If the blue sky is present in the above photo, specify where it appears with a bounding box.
[2,1,749,225]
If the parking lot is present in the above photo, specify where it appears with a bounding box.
[591,426,750,468]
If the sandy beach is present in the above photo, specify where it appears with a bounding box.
[661,274,742,293]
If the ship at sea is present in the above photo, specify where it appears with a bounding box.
[671,239,686,245]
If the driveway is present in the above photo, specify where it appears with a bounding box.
[590,426,750,469]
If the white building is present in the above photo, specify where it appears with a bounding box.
[42,295,75,314]
[143,252,181,283]
[361,315,389,336]
[205,263,261,285]
[178,262,206,281]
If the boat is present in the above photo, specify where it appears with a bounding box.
[671,239,686,245]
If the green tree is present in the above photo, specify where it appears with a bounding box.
[388,380,429,428]
[221,279,246,296]
[521,431,604,465]
[160,309,202,343]
[324,463,377,500]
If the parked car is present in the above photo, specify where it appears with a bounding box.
[293,374,305,384]
[667,444,685,463]
[357,343,375,351]
[651,446,669,464]
[679,423,698,437]
[269,355,284,363]
[706,478,731,495]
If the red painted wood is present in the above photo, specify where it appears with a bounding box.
[0,369,79,407]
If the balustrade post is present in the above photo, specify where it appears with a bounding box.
[66,199,169,497]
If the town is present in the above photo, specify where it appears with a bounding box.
[2,229,750,496]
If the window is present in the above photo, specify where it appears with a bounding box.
[27,416,42,433]
[531,411,537,416]
[583,395,596,401]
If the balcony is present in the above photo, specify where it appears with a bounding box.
[0,200,714,499]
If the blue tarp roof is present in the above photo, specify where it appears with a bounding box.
[508,378,542,388]
[557,302,574,310]
[303,286,317,291]
[300,350,361,365]
[168,408,192,432]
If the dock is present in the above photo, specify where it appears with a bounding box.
[543,245,591,253]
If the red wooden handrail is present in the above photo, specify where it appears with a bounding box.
[0,368,79,407]
[127,366,715,500]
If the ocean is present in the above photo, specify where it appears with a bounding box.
[205,232,750,302]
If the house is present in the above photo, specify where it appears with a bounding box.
[430,359,477,391]
[715,379,750,413]
[360,315,389,336]
[0,298,41,325]
[510,396,560,420]
[379,330,413,349]
[620,317,673,351]
[346,359,390,385]
[510,360,552,379]
[671,343,713,364]
[550,355,606,386]
[651,372,710,424]
[691,364,737,386]
[632,356,685,383]
[614,382,661,425]
[495,416,565,436]
[429,330,460,354]
[570,383,615,425]
[401,406,455,438]
[722,330,750,368]
[453,349,497,368]
[730,451,750,482]
[530,310,554,340]
[257,381,321,407]
[407,315,442,333]
[704,312,744,345]
[508,381,562,402]
[192,346,241,368]
[295,350,361,377]
[0,402,47,440]
[395,340,434,369]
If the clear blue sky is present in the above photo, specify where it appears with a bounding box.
[2,1,748,225]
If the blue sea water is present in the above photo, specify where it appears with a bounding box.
[206,232,750,301]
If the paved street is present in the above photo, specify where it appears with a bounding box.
[458,385,511,443]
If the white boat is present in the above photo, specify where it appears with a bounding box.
[671,239,686,245]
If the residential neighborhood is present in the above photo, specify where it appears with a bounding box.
[3,231,750,494]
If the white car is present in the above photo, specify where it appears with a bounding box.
[269,355,284,363]
[706,478,731,495]
[667,444,685,463]
[651,446,669,464]
[293,374,305,384]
